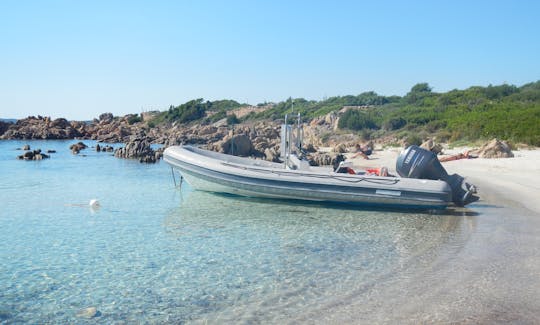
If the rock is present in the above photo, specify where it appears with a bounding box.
[420,139,443,154]
[139,155,156,163]
[332,143,347,153]
[23,144,30,150]
[51,118,70,129]
[324,112,336,125]
[97,144,114,152]
[475,138,514,158]
[155,148,164,160]
[0,121,11,136]
[99,112,114,123]
[18,150,49,160]
[47,150,56,153]
[76,307,98,319]
[302,143,317,153]
[70,142,88,153]
[307,152,344,169]
[264,147,280,162]
[218,134,253,156]
[22,151,34,160]
[197,125,217,136]
[114,137,157,163]
[0,116,84,140]
[332,143,348,153]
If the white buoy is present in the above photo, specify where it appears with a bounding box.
[89,199,100,208]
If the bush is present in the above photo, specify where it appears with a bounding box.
[166,99,206,123]
[209,110,227,123]
[382,117,406,130]
[338,109,378,130]
[226,113,239,125]
[127,115,142,125]
[405,134,422,146]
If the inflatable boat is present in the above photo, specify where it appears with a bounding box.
[164,147,478,210]
[164,117,478,209]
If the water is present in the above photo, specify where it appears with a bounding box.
[1,140,539,324]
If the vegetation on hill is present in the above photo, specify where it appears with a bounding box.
[280,82,537,145]
[150,99,244,125]
[149,81,540,146]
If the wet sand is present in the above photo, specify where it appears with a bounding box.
[334,147,540,324]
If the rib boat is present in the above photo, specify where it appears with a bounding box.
[164,117,478,209]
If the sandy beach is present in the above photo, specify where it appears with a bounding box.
[348,147,540,214]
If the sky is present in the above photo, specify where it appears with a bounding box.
[1,0,539,120]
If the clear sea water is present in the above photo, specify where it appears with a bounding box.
[1,140,539,324]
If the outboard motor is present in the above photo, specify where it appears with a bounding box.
[396,146,479,206]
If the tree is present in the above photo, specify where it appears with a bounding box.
[338,109,378,130]
[226,113,239,125]
[406,83,433,104]
[166,98,206,123]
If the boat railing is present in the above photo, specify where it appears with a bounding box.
[281,113,307,170]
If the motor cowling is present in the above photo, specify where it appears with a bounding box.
[396,146,479,206]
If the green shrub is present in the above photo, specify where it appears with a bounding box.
[226,113,239,125]
[338,109,378,130]
[127,115,142,125]
[166,99,206,123]
[209,110,227,123]
[405,134,422,146]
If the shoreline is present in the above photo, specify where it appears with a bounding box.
[348,147,540,214]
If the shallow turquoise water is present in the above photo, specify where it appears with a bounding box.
[1,140,539,323]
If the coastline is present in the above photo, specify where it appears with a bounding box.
[348,147,540,214]
[2,139,540,323]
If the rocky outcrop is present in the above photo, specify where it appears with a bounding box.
[17,149,50,160]
[332,143,347,153]
[88,117,132,143]
[307,152,345,169]
[475,138,514,158]
[212,134,253,156]
[1,111,364,165]
[0,114,159,143]
[70,142,88,154]
[1,116,85,139]
[114,136,158,163]
[98,113,114,123]
[96,144,114,152]
[264,147,280,162]
[0,121,11,136]
[420,139,443,154]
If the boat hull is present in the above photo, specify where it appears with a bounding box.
[164,146,453,209]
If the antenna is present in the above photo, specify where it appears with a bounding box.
[297,112,302,150]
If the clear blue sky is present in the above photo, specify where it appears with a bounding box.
[1,0,539,120]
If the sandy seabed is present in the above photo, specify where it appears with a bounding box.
[314,147,540,324]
